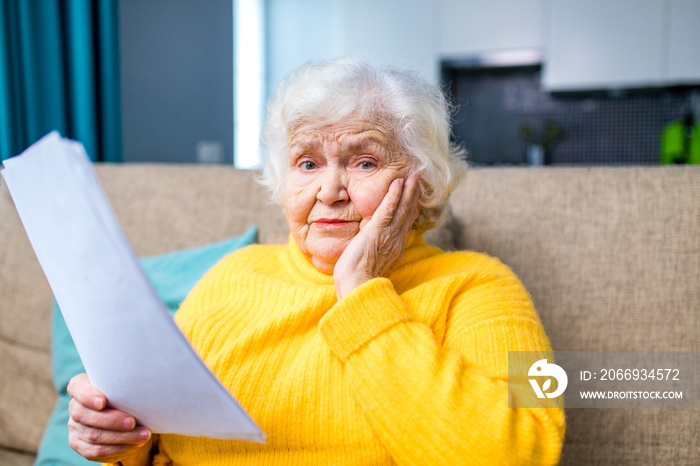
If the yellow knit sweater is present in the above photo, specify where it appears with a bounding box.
[117,234,564,465]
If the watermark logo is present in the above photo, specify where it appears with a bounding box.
[510,351,697,408]
[528,359,568,398]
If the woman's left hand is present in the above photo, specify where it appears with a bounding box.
[333,172,421,300]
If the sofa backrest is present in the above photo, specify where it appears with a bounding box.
[449,166,698,353]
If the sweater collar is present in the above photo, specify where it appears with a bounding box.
[285,231,439,285]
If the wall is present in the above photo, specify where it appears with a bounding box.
[119,0,233,163]
[265,0,343,99]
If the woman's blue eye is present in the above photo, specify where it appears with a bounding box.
[301,161,316,170]
[360,161,375,169]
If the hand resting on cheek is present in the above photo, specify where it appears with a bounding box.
[333,172,421,300]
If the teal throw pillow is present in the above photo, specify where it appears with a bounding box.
[35,226,258,465]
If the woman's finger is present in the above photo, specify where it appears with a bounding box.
[371,177,405,226]
[67,373,107,411]
[68,417,150,445]
[68,436,141,463]
[67,373,138,433]
[395,172,421,227]
[364,173,421,247]
[68,429,151,464]
[69,398,139,432]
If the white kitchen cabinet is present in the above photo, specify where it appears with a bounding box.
[438,0,545,57]
[543,0,666,91]
[668,0,700,84]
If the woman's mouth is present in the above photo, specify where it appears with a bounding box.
[314,218,351,227]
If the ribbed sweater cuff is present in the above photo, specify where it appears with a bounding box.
[319,278,409,362]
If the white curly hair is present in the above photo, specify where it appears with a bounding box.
[259,58,467,232]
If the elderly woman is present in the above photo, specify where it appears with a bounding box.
[67,58,565,465]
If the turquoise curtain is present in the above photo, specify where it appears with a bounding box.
[0,0,121,162]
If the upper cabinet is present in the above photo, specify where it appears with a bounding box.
[668,0,700,84]
[543,0,665,90]
[439,0,545,57]
[543,0,700,91]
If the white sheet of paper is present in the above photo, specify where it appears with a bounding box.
[1,132,264,441]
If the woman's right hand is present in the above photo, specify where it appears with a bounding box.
[67,373,152,464]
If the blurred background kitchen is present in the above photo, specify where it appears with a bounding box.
[1,0,699,167]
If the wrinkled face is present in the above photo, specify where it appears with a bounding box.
[284,121,410,274]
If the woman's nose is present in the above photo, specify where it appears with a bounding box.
[316,168,349,205]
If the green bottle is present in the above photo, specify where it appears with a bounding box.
[662,114,699,165]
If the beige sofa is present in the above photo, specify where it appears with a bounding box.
[1,164,698,465]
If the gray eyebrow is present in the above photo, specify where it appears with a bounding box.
[289,138,321,152]
[290,132,389,155]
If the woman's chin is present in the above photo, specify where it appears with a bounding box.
[309,257,337,275]
[305,241,350,274]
